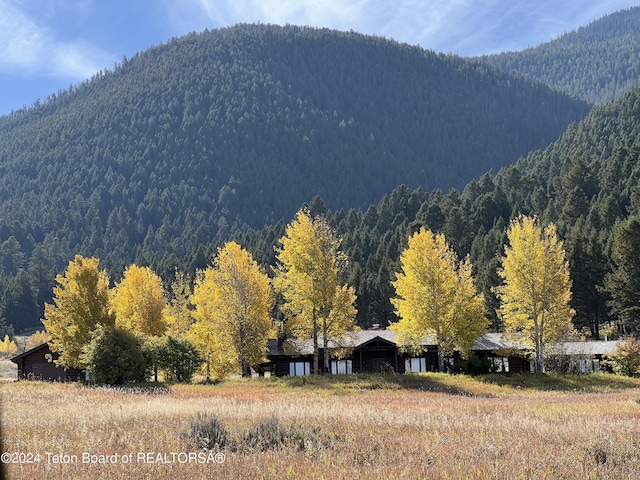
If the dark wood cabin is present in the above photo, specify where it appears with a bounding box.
[10,342,84,382]
[265,330,618,376]
[470,332,532,373]
[266,329,438,376]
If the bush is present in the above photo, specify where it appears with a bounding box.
[184,413,227,450]
[157,336,202,383]
[84,327,148,385]
[181,414,334,455]
[233,417,334,455]
[606,337,640,377]
[143,335,202,383]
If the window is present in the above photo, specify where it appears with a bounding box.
[289,361,310,376]
[443,357,455,372]
[331,359,353,374]
[405,357,427,373]
[489,357,509,373]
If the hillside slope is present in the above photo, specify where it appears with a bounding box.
[477,7,640,105]
[0,25,587,257]
[0,24,591,331]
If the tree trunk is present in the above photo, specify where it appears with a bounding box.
[534,333,545,374]
[323,313,330,374]
[312,307,319,374]
[240,325,250,377]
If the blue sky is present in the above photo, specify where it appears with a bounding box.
[1,0,637,115]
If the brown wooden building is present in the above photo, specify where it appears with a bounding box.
[10,342,84,382]
[470,332,532,373]
[267,328,439,376]
[266,329,621,376]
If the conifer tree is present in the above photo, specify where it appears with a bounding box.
[601,217,640,334]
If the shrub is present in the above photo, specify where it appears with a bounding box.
[142,335,202,383]
[84,327,148,385]
[157,336,202,383]
[606,337,640,377]
[181,414,334,456]
[233,417,333,455]
[184,413,227,450]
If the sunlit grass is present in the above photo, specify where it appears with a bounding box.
[2,374,640,479]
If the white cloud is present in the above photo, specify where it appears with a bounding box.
[165,0,640,56]
[0,1,44,71]
[0,0,112,78]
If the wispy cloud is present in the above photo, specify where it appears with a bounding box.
[0,0,113,79]
[165,0,639,56]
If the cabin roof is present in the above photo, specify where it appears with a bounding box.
[10,342,51,363]
[268,329,620,358]
[551,340,620,356]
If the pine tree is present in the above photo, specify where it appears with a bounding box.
[601,217,640,334]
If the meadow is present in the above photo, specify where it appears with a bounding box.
[2,373,640,479]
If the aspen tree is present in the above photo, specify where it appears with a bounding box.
[191,242,274,379]
[274,209,357,374]
[112,264,169,337]
[390,227,487,370]
[495,215,574,373]
[42,255,114,368]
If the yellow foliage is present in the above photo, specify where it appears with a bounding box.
[274,209,357,372]
[390,227,487,359]
[166,269,194,336]
[26,330,51,351]
[0,335,18,357]
[190,241,274,379]
[41,255,115,368]
[112,264,169,337]
[494,215,575,373]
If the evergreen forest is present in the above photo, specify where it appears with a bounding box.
[477,6,640,106]
[1,12,639,339]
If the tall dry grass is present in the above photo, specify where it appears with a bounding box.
[2,374,640,479]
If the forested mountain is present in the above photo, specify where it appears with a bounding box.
[232,88,640,336]
[0,24,591,331]
[0,105,636,341]
[477,7,640,106]
[50,81,626,339]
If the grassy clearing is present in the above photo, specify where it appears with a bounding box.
[2,374,640,479]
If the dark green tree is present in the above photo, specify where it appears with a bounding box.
[156,336,202,384]
[84,327,148,385]
[601,217,640,334]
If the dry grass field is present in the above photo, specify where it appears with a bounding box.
[2,373,640,479]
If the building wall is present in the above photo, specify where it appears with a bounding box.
[14,345,83,381]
